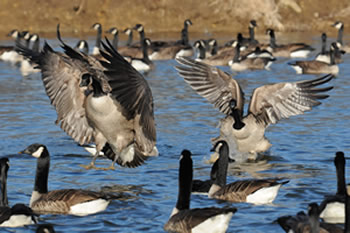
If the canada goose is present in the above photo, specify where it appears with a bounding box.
[124,28,133,46]
[277,202,343,233]
[229,41,275,71]
[130,38,154,73]
[0,158,36,227]
[332,21,350,53]
[20,33,41,77]
[106,27,118,50]
[315,33,344,64]
[164,150,237,233]
[20,143,117,216]
[240,20,259,46]
[175,57,333,162]
[74,40,89,54]
[116,28,139,57]
[0,29,25,65]
[192,159,218,194]
[266,28,315,57]
[36,224,56,233]
[319,152,346,224]
[91,22,102,55]
[288,42,339,75]
[117,24,149,59]
[16,25,158,169]
[208,140,288,204]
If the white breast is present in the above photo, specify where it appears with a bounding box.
[69,198,110,216]
[246,184,282,204]
[290,50,312,58]
[192,213,233,233]
[319,201,344,223]
[0,214,34,227]
[131,59,150,72]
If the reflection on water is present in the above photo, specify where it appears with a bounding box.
[0,34,349,232]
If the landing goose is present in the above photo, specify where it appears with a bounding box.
[229,41,275,71]
[20,143,117,216]
[192,159,218,194]
[130,38,154,73]
[319,152,346,224]
[208,140,288,204]
[106,27,119,50]
[315,33,344,64]
[176,57,333,162]
[164,150,237,233]
[289,42,339,75]
[20,33,41,76]
[16,25,158,169]
[0,158,36,227]
[266,28,315,57]
[91,22,102,55]
[74,40,89,54]
[277,202,343,233]
[332,21,350,53]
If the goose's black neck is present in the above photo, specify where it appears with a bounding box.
[233,43,241,62]
[0,163,8,207]
[211,41,218,56]
[32,38,40,53]
[95,27,102,49]
[139,30,145,46]
[231,108,245,130]
[335,152,346,195]
[197,43,206,59]
[181,29,189,46]
[337,25,343,45]
[142,40,151,63]
[210,159,219,182]
[269,30,277,48]
[112,33,118,50]
[176,152,193,211]
[321,34,326,54]
[329,46,336,65]
[308,203,321,233]
[34,147,50,194]
[214,141,229,187]
[91,77,106,97]
[126,32,133,47]
[249,26,255,41]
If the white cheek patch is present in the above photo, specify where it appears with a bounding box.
[32,147,44,158]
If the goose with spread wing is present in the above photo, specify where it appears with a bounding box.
[175,57,333,162]
[16,25,158,170]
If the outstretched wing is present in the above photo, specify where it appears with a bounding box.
[175,57,244,115]
[248,74,333,126]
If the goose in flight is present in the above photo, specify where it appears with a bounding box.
[175,57,333,162]
[16,25,158,170]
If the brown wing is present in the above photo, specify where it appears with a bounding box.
[176,56,244,115]
[99,40,156,155]
[248,74,333,126]
[164,207,237,232]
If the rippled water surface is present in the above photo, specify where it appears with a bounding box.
[0,34,349,232]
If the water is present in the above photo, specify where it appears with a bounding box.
[0,34,349,232]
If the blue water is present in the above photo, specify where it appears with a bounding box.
[0,34,349,232]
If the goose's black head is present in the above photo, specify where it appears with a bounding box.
[0,157,9,175]
[8,29,19,38]
[22,31,31,41]
[250,20,257,28]
[266,28,274,36]
[180,150,192,160]
[107,27,118,35]
[134,24,144,32]
[334,151,345,167]
[20,143,48,159]
[321,33,327,41]
[80,73,93,87]
[124,28,132,35]
[184,19,192,26]
[92,23,102,30]
[332,21,343,30]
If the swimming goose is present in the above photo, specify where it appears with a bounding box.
[315,33,344,64]
[91,22,102,55]
[20,143,117,216]
[130,38,154,73]
[266,28,315,57]
[116,28,139,57]
[16,25,158,169]
[192,159,218,194]
[175,57,333,162]
[332,21,350,53]
[0,158,36,227]
[0,29,25,65]
[164,150,237,233]
[288,42,339,75]
[229,41,275,71]
[240,20,259,46]
[74,40,89,54]
[208,140,288,204]
[319,152,346,224]
[106,27,119,50]
[20,33,41,77]
[277,202,343,233]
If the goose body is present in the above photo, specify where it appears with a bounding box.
[289,42,339,75]
[208,141,287,204]
[16,25,158,169]
[20,34,41,76]
[319,152,346,224]
[266,29,315,58]
[20,144,114,216]
[0,158,36,227]
[0,30,25,65]
[175,57,333,162]
[164,150,236,233]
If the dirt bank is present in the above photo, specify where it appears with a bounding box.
[0,0,349,39]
